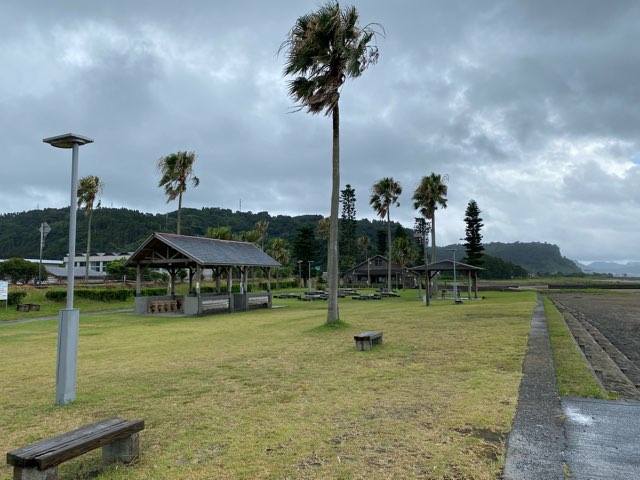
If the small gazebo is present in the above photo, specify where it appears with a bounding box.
[125,233,280,315]
[411,259,483,301]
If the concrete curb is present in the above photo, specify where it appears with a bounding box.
[502,295,566,479]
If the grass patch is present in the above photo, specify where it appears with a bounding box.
[1,290,537,479]
[307,320,351,333]
[543,296,606,399]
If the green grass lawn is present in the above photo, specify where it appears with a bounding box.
[543,296,607,399]
[0,290,536,479]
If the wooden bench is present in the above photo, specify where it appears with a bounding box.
[354,331,383,351]
[7,417,144,480]
[16,304,41,312]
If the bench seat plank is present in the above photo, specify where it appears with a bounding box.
[8,418,144,471]
[354,331,382,340]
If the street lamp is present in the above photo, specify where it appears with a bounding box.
[447,248,458,301]
[38,222,51,287]
[43,133,93,406]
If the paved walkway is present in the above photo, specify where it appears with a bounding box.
[503,296,640,479]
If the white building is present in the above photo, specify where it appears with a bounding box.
[63,252,133,273]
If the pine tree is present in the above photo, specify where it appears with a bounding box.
[463,199,484,267]
[339,184,357,273]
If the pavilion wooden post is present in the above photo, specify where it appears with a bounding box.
[474,271,479,299]
[467,270,472,299]
[188,265,194,294]
[215,267,221,293]
[266,268,272,292]
[226,267,232,294]
[195,265,202,295]
[425,268,431,306]
[135,265,141,296]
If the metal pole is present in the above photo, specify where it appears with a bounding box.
[39,225,44,287]
[367,258,370,288]
[307,261,312,293]
[452,250,458,300]
[67,143,79,309]
[423,233,429,306]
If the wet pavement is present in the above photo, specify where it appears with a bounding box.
[503,296,640,479]
[563,397,640,479]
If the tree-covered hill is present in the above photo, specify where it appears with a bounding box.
[435,242,582,275]
[0,207,388,260]
[0,207,582,276]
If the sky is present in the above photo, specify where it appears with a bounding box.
[2,0,639,264]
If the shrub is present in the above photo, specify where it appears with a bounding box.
[7,291,27,305]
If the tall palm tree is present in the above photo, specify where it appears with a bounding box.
[413,173,448,296]
[281,2,381,323]
[267,238,291,290]
[370,177,402,291]
[77,175,103,281]
[156,151,200,235]
[254,220,269,250]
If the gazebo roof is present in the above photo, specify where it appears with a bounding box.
[411,259,484,272]
[125,233,280,269]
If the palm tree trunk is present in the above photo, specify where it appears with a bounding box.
[177,192,182,235]
[84,211,92,281]
[326,104,340,323]
[387,209,392,291]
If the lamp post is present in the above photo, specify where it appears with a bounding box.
[43,133,93,406]
[447,248,458,301]
[38,222,51,287]
[297,260,302,289]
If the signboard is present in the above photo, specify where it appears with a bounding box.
[0,281,7,301]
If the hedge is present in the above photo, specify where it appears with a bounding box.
[45,287,169,302]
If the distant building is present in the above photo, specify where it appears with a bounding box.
[344,255,419,289]
[63,252,133,273]
[45,266,107,282]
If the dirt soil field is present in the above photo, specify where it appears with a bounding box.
[547,291,640,400]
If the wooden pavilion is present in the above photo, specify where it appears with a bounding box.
[125,233,280,315]
[411,259,483,303]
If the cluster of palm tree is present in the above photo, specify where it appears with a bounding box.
[367,173,448,295]
[156,151,200,235]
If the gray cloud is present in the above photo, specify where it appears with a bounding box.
[1,0,639,263]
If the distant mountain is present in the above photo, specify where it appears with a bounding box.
[439,241,583,276]
[579,261,640,277]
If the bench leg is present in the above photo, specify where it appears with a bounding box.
[102,432,140,465]
[13,466,57,480]
[355,339,372,351]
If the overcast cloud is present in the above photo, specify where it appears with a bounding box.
[1,0,639,263]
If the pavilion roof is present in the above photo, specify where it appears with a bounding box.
[125,233,280,269]
[411,259,484,272]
